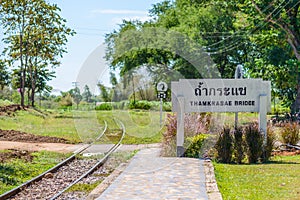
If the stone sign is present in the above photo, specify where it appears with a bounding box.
[172,79,271,157]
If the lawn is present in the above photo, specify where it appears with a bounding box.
[0,110,82,143]
[0,109,165,144]
[95,110,165,144]
[214,155,300,200]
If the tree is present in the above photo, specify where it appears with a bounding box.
[82,85,93,103]
[104,0,248,85]
[233,0,300,111]
[97,83,111,102]
[69,87,82,109]
[0,0,75,107]
[0,60,10,90]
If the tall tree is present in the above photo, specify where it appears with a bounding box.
[97,83,111,102]
[105,0,248,84]
[234,0,300,110]
[0,0,75,107]
[0,60,10,90]
[69,87,82,109]
[82,85,93,103]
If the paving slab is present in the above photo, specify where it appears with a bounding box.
[96,148,208,200]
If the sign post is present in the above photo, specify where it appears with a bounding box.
[234,65,244,129]
[172,79,271,157]
[157,82,168,127]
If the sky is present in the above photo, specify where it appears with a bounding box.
[47,0,162,94]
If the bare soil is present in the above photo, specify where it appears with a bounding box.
[0,129,70,143]
[0,104,27,116]
[0,149,34,162]
[272,149,300,156]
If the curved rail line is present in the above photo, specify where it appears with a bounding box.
[51,118,125,200]
[0,119,116,200]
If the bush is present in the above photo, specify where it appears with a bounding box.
[184,134,208,158]
[95,103,112,110]
[233,127,244,164]
[161,113,212,157]
[245,123,263,164]
[280,122,300,145]
[262,126,276,162]
[215,127,233,163]
[0,99,13,107]
[128,100,152,110]
[161,113,177,157]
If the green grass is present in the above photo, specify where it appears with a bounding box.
[0,151,70,194]
[0,109,164,144]
[96,110,165,144]
[0,110,82,143]
[214,155,300,200]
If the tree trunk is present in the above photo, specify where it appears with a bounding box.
[19,34,25,107]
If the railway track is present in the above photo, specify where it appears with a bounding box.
[0,119,125,200]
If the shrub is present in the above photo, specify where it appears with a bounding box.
[162,102,172,112]
[215,127,233,163]
[161,113,177,157]
[245,123,263,164]
[233,127,244,164]
[280,122,300,145]
[0,99,13,106]
[128,100,152,110]
[184,134,208,158]
[95,103,112,110]
[262,125,276,162]
[184,113,211,137]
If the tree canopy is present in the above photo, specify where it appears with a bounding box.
[105,0,300,111]
[0,0,75,106]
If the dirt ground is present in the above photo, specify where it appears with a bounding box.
[0,149,34,162]
[0,129,80,153]
[0,129,70,143]
[0,141,80,153]
[0,104,27,116]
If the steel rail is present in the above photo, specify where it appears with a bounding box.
[50,118,125,200]
[0,120,108,200]
[284,144,300,150]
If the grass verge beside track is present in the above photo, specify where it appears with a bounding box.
[0,150,70,194]
[214,155,300,200]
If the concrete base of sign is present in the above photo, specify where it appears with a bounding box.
[177,146,185,157]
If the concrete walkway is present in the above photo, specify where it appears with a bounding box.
[96,148,208,200]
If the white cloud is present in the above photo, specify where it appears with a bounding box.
[91,9,147,15]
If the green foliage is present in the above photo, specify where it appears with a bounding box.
[215,127,233,163]
[0,0,75,106]
[263,126,276,162]
[215,124,275,164]
[161,113,211,157]
[233,127,244,164]
[69,87,82,109]
[128,100,151,110]
[97,83,111,102]
[184,134,208,158]
[280,122,300,145]
[82,85,93,103]
[95,103,112,111]
[244,123,263,164]
[0,60,10,89]
[59,93,73,108]
[0,99,13,107]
